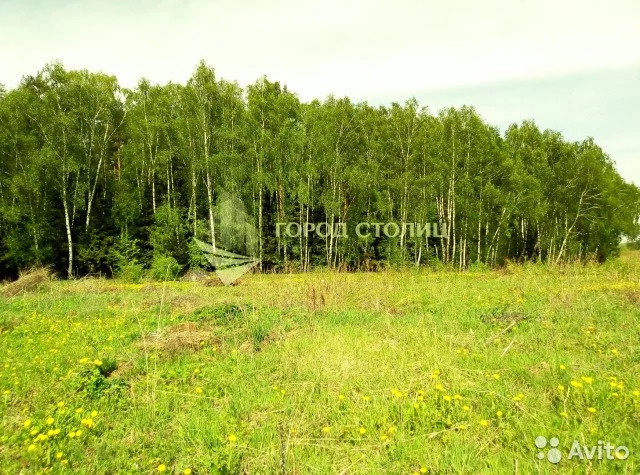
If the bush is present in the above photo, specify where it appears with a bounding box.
[110,234,144,282]
[148,254,182,281]
[117,261,145,283]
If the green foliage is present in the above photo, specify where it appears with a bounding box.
[109,235,144,282]
[1,62,639,279]
[148,254,182,281]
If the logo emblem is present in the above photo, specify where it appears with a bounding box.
[535,436,562,464]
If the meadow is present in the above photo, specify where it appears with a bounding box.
[1,252,640,474]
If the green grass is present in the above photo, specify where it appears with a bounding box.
[1,253,640,473]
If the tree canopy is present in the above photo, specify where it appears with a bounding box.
[1,61,638,279]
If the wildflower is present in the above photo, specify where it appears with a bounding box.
[55,452,63,459]
[91,410,98,417]
[359,427,367,435]
[157,464,167,473]
[512,393,524,402]
[322,426,330,434]
[557,384,565,391]
[57,401,65,408]
[435,383,444,391]
[81,418,95,428]
[46,417,55,425]
[27,444,37,453]
[632,390,640,397]
[339,394,346,400]
[611,348,619,355]
[570,380,583,388]
[462,405,470,411]
[75,408,83,414]
[458,424,466,430]
[454,394,463,400]
[443,395,452,402]
[227,434,237,443]
[496,411,503,417]
[388,425,397,434]
[587,407,596,413]
[195,387,203,394]
[479,419,489,427]
[23,419,32,428]
[559,364,566,370]
[559,411,568,417]
[280,389,286,395]
[183,469,192,475]
[492,373,500,380]
[93,359,103,366]
[380,434,388,441]
[581,376,593,384]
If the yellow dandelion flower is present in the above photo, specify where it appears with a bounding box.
[492,373,500,380]
[454,394,463,400]
[632,390,640,397]
[359,427,367,435]
[570,380,583,388]
[57,401,65,408]
[183,469,192,475]
[443,395,452,402]
[479,419,489,427]
[23,419,32,428]
[46,417,54,425]
[380,434,388,441]
[496,411,503,417]
[587,407,596,413]
[157,464,167,473]
[435,383,444,391]
[559,364,566,370]
[55,452,63,459]
[91,410,98,417]
[227,434,237,443]
[93,359,102,366]
[557,384,565,391]
[195,387,203,394]
[27,444,37,453]
[462,405,470,411]
[322,426,330,434]
[581,376,593,384]
[388,425,397,434]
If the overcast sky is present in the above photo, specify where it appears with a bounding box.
[1,0,638,184]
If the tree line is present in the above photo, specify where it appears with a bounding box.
[0,61,638,280]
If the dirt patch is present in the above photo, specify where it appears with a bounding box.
[137,322,218,354]
[0,268,53,297]
[621,289,640,306]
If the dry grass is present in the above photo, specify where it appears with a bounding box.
[138,322,218,354]
[0,267,53,297]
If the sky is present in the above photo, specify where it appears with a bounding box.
[1,0,638,184]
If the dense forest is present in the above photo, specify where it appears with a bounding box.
[0,61,638,280]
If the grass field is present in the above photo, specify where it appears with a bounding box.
[1,253,640,474]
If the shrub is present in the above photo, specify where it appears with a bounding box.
[148,254,182,281]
